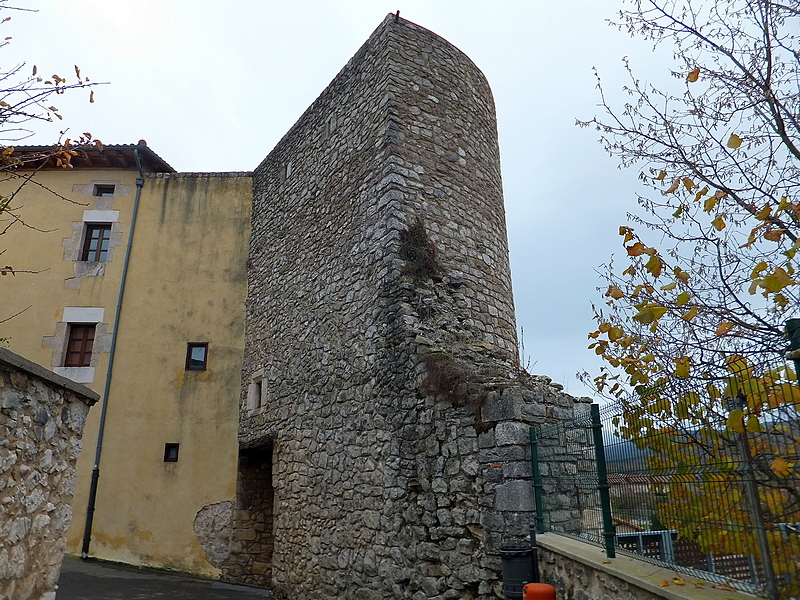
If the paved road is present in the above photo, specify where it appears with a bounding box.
[57,556,271,600]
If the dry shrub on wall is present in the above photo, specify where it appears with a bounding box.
[398,217,440,279]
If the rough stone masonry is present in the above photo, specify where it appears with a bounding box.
[0,348,97,600]
[226,15,588,599]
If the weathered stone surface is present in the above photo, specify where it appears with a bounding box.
[0,348,97,600]
[227,14,587,600]
[194,501,234,568]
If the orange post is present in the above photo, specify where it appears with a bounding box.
[523,582,556,600]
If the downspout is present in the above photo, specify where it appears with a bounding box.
[81,147,146,559]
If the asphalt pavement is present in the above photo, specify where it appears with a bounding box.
[56,556,271,600]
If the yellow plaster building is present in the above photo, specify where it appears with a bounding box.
[1,144,252,575]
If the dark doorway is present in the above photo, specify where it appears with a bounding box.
[222,444,275,587]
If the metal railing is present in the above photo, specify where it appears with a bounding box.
[532,353,800,600]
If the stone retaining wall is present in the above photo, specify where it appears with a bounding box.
[536,534,760,600]
[0,348,97,600]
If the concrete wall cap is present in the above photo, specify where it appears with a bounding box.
[0,347,99,404]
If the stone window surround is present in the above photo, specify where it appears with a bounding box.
[63,180,130,289]
[63,210,121,262]
[246,368,265,415]
[44,306,110,384]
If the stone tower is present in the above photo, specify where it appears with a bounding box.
[227,14,581,599]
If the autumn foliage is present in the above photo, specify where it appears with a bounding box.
[579,1,799,596]
[0,3,103,323]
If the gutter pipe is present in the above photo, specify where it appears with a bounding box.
[81,147,146,558]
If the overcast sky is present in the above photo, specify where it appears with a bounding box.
[7,1,674,398]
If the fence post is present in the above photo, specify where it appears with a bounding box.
[590,404,615,558]
[529,426,545,534]
[786,318,800,376]
[737,421,779,600]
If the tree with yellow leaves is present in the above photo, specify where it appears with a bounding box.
[578,1,799,597]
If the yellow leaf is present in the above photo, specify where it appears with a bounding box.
[626,242,647,256]
[619,226,635,243]
[703,196,717,212]
[674,356,691,379]
[711,215,726,230]
[761,267,795,293]
[770,457,791,477]
[676,291,690,306]
[645,254,663,277]
[725,354,750,374]
[682,177,695,191]
[672,577,686,586]
[755,204,771,220]
[694,186,708,201]
[687,68,700,82]
[673,268,689,283]
[675,400,690,419]
[715,322,734,335]
[681,306,698,321]
[660,282,677,291]
[746,415,762,433]
[605,285,624,300]
[751,261,769,278]
[727,133,742,149]
[727,410,745,433]
[740,227,759,248]
[654,170,666,181]
[608,326,624,342]
[658,580,670,587]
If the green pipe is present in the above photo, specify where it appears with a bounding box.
[81,148,145,559]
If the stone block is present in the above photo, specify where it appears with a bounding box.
[494,421,529,445]
[495,480,534,512]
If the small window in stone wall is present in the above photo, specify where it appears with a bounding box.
[93,184,116,197]
[279,162,292,183]
[164,443,180,463]
[247,379,263,412]
[185,342,208,370]
[322,115,337,139]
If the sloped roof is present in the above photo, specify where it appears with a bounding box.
[8,143,175,173]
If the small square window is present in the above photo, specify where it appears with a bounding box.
[185,342,208,371]
[81,224,112,262]
[164,443,180,463]
[93,184,115,197]
[65,324,95,367]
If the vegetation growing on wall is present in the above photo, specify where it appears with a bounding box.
[398,217,440,280]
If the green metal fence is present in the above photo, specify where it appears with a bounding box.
[532,353,800,600]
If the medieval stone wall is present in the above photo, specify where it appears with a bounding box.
[237,15,585,599]
[0,348,97,600]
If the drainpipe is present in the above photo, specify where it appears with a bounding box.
[81,147,146,559]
